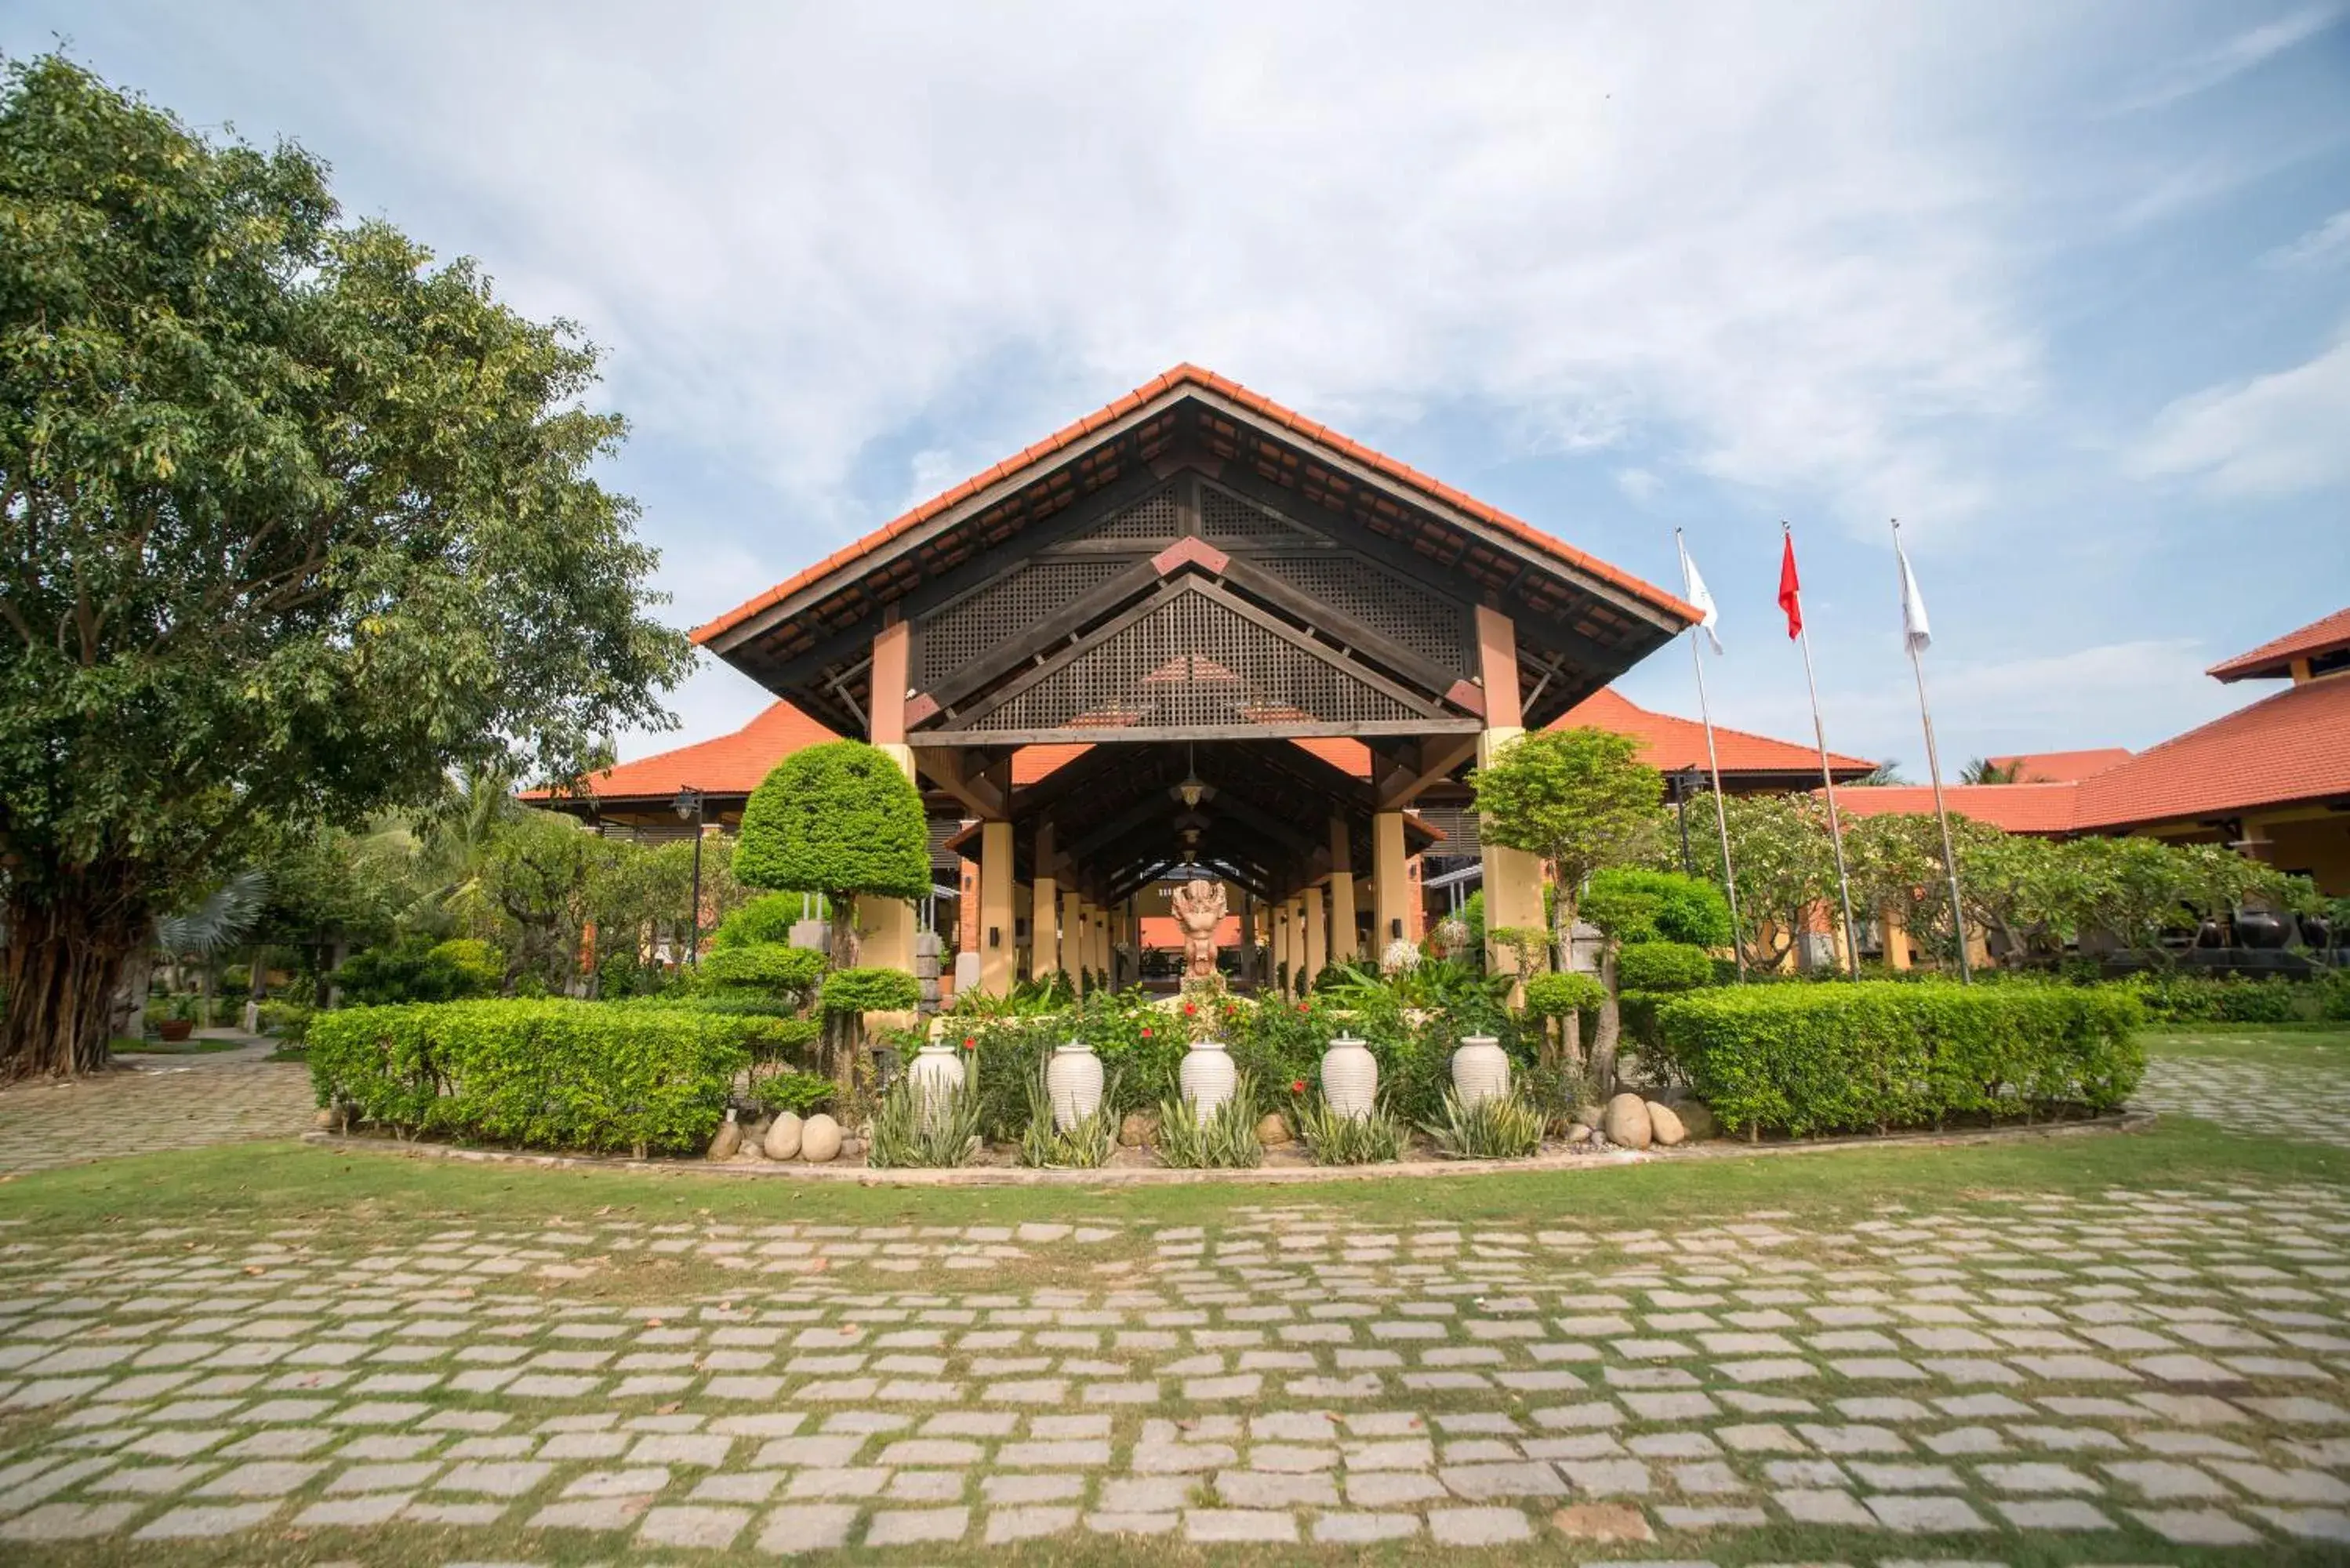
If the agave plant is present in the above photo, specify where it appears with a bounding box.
[1015,1056,1120,1170]
[1293,1093,1407,1165]
[1423,1087,1545,1160]
[866,1071,982,1168]
[1154,1072,1263,1169]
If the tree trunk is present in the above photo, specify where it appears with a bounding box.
[1552,891,1580,1071]
[2,870,151,1081]
[1593,946,1621,1096]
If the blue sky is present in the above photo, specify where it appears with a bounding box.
[9,2,2347,774]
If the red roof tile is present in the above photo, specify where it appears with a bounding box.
[2207,607,2350,682]
[530,701,838,804]
[694,364,1698,644]
[2072,674,2350,828]
[1981,748,2132,782]
[1829,782,2084,835]
[1549,688,1875,779]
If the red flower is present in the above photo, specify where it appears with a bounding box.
[1290,1078,1307,1094]
[1139,1026,1153,1038]
[1183,1002,1197,1016]
[1296,1003,1309,1014]
[961,1036,975,1049]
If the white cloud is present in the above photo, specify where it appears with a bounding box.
[1614,466,1661,503]
[2108,4,2342,112]
[2132,330,2350,498]
[2265,209,2350,269]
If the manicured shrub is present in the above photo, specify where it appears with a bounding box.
[308,1000,756,1155]
[1657,981,2143,1138]
[736,741,931,902]
[332,935,502,1005]
[819,966,921,1014]
[256,998,312,1044]
[1616,941,1714,993]
[699,943,826,995]
[749,1069,835,1117]
[2130,974,2303,1024]
[714,894,806,949]
[1582,869,1733,949]
[1523,971,1604,1019]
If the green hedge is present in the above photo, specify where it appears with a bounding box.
[698,943,826,994]
[820,966,921,1014]
[2130,973,2305,1024]
[309,1000,757,1155]
[1618,941,1714,993]
[1655,981,2143,1137]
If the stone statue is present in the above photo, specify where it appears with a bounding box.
[1168,879,1227,980]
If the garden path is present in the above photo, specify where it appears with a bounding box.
[0,1037,313,1175]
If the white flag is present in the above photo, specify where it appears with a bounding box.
[1676,534,1723,655]
[1898,541,1932,655]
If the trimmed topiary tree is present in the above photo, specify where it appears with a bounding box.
[736,741,931,1090]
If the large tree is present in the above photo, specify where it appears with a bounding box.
[0,56,693,1076]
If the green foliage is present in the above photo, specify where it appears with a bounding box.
[1424,1089,1545,1159]
[819,966,921,1014]
[1616,941,1715,993]
[747,1070,835,1118]
[1291,1094,1406,1164]
[0,56,692,1076]
[1709,791,1840,971]
[866,1073,981,1169]
[714,895,805,950]
[698,943,826,996]
[1582,869,1733,948]
[1472,728,1665,953]
[1521,971,1604,1018]
[1154,1073,1265,1168]
[307,1000,754,1154]
[1015,1058,1120,1170]
[1657,981,2145,1137]
[2130,974,2305,1024]
[256,999,313,1044]
[332,935,503,1006]
[2319,970,2350,1022]
[736,741,931,902]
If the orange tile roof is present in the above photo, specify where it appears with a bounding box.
[1981,748,2132,782]
[2072,673,2350,829]
[694,364,1700,644]
[2207,607,2350,682]
[1829,782,2085,835]
[530,701,838,804]
[1550,687,1875,778]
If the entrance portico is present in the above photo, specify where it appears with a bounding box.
[696,365,1698,993]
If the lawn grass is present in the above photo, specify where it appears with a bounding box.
[2144,1022,2350,1068]
[2,1109,2337,1247]
[109,1034,247,1054]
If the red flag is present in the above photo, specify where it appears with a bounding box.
[1777,533,1803,641]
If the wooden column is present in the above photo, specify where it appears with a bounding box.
[979,819,1015,997]
[1473,605,1545,989]
[863,619,920,989]
[1327,816,1357,966]
[1372,811,1410,961]
[1302,884,1327,990]
[1032,822,1059,980]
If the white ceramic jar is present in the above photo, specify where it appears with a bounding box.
[1451,1033,1510,1106]
[1320,1032,1378,1121]
[1179,1038,1238,1123]
[1046,1039,1104,1131]
[908,1039,967,1131]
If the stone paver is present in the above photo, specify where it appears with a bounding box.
[0,1036,311,1173]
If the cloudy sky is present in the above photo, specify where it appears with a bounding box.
[12,2,2347,773]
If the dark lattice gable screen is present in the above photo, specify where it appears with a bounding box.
[1081,485,1181,540]
[1200,485,1319,545]
[967,588,1421,734]
[1254,552,1471,670]
[916,557,1130,688]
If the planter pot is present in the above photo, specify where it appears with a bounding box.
[1179,1038,1238,1123]
[1320,1033,1378,1121]
[1451,1034,1509,1107]
[907,1040,967,1131]
[2235,912,2286,950]
[1047,1040,1104,1131]
[158,1019,194,1043]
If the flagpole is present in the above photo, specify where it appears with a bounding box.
[1677,528,1745,981]
[1785,521,1860,979]
[1894,519,1971,983]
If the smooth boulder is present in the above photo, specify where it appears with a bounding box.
[1119,1112,1153,1149]
[1646,1100,1687,1147]
[1256,1112,1292,1148]
[763,1112,804,1160]
[1603,1092,1653,1151]
[799,1113,843,1163]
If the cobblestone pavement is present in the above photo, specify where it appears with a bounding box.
[2,1186,2348,1562]
[2138,1052,2350,1150]
[0,1039,314,1175]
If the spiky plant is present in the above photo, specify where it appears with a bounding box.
[865,1069,982,1168]
[1423,1088,1545,1160]
[1154,1071,1263,1169]
[1293,1094,1406,1165]
[1016,1058,1121,1170]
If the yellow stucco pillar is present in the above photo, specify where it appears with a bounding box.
[1302,884,1328,989]
[1061,888,1086,997]
[1882,903,1912,971]
[1372,811,1410,960]
[856,739,921,985]
[1328,816,1357,966]
[979,820,1015,997]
